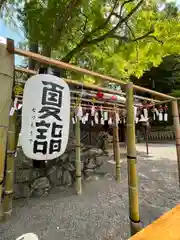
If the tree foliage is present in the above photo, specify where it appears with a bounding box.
[3,0,180,83]
[132,54,180,97]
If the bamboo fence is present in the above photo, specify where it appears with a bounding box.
[0,39,179,237]
[3,108,18,220]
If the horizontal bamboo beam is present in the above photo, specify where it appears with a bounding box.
[15,67,127,100]
[71,104,118,113]
[153,97,180,106]
[15,67,160,104]
[89,89,160,103]
[14,48,175,100]
[71,97,125,108]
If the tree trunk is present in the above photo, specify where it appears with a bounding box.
[28,42,39,71]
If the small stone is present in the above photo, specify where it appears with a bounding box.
[31,177,50,189]
[14,183,30,199]
[31,177,51,197]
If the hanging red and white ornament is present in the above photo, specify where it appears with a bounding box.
[71,112,76,124]
[91,105,95,116]
[134,106,137,122]
[104,111,108,121]
[96,91,104,99]
[115,112,120,125]
[143,107,148,119]
[158,105,163,121]
[77,104,83,120]
[100,106,104,125]
[94,111,99,124]
[9,97,18,116]
[164,105,168,122]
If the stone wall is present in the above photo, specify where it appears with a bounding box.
[136,125,175,142]
[14,132,113,199]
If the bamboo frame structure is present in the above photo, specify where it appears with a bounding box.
[172,100,180,186]
[15,67,160,104]
[14,49,175,99]
[113,112,121,182]
[126,82,142,235]
[15,67,157,105]
[75,117,82,195]
[0,41,14,219]
[3,109,17,220]
[0,39,179,237]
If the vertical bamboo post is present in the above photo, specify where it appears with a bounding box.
[113,112,120,181]
[172,100,180,187]
[75,117,82,195]
[0,40,14,218]
[3,109,18,220]
[126,82,142,236]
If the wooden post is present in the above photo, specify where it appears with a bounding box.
[126,82,142,236]
[0,40,14,218]
[172,100,180,187]
[113,113,120,181]
[3,109,18,220]
[75,118,82,195]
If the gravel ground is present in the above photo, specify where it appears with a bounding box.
[0,142,180,240]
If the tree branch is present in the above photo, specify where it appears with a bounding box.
[61,0,144,62]
[119,0,136,16]
[132,31,163,44]
[53,0,81,39]
[80,11,88,32]
[111,30,163,44]
[85,0,144,45]
[88,0,119,36]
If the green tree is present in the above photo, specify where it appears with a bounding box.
[132,54,180,97]
[4,0,180,83]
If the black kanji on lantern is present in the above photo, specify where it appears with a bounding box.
[49,139,61,153]
[41,81,64,108]
[33,140,48,154]
[35,120,50,140]
[38,106,62,121]
[51,122,62,138]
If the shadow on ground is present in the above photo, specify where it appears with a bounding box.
[0,143,179,240]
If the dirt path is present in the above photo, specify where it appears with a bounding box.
[0,143,179,240]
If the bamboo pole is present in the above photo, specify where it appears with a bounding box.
[113,113,121,181]
[13,49,174,99]
[172,100,180,187]
[15,66,162,103]
[126,82,142,236]
[3,109,18,220]
[75,117,82,195]
[71,97,125,108]
[0,41,14,218]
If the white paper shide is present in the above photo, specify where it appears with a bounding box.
[21,74,70,160]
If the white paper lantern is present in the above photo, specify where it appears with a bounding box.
[16,233,39,240]
[21,74,70,160]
